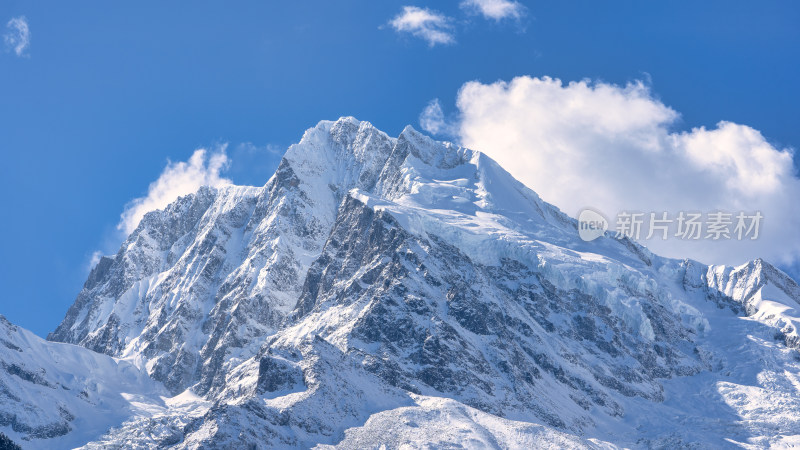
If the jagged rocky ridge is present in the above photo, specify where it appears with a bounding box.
[4,117,800,448]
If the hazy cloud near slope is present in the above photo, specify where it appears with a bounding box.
[452,76,800,267]
[419,99,455,135]
[118,148,231,234]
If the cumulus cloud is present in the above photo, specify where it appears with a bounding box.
[454,76,800,267]
[118,148,231,234]
[419,98,455,135]
[4,16,30,57]
[389,6,455,46]
[461,0,525,21]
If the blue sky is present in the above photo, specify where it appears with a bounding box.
[1,1,798,336]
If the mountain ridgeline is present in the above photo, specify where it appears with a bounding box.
[2,117,799,448]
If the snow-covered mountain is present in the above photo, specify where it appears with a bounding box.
[3,117,800,448]
[0,315,163,449]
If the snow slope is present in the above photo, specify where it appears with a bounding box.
[0,315,164,449]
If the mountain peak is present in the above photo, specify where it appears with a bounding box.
[30,120,800,448]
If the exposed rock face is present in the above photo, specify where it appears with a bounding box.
[48,118,400,395]
[1,117,792,448]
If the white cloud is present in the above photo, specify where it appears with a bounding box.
[454,76,800,267]
[419,98,455,135]
[461,0,525,21]
[118,147,231,234]
[389,6,455,46]
[4,16,30,57]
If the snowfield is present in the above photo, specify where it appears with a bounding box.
[2,117,800,448]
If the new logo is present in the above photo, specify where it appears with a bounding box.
[578,208,608,242]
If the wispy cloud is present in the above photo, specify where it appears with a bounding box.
[4,16,30,57]
[389,6,455,47]
[461,0,526,21]
[419,98,455,136]
[118,147,231,234]
[87,250,104,272]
